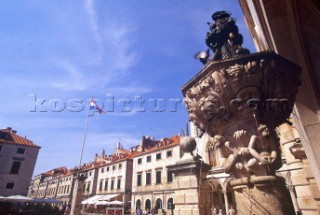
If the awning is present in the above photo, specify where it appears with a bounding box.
[82,194,121,205]
[81,195,105,204]
[95,200,108,206]
[33,198,61,203]
[99,194,120,201]
[4,195,33,202]
[105,200,123,205]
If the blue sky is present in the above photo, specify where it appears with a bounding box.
[0,0,255,175]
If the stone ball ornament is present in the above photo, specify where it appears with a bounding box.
[179,136,197,159]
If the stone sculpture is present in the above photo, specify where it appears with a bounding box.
[206,11,250,60]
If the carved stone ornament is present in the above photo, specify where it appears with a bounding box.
[182,51,301,135]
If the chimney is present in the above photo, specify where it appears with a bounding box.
[12,130,17,134]
[7,127,12,131]
[141,136,146,152]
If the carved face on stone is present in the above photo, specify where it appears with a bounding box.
[211,135,226,148]
[258,124,269,137]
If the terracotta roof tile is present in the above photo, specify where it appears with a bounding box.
[0,128,40,148]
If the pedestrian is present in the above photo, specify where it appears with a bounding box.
[218,207,225,215]
[211,205,217,215]
[64,205,70,215]
[228,205,236,215]
[136,206,143,215]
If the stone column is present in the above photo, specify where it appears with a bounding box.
[278,122,320,214]
[182,50,301,215]
[168,156,211,215]
[70,173,86,215]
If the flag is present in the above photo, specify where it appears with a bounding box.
[90,98,105,114]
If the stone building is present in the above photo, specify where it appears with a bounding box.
[29,167,68,199]
[0,127,40,196]
[94,143,137,208]
[131,135,180,215]
[56,168,76,205]
[237,1,320,213]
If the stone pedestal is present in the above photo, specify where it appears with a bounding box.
[168,158,211,215]
[230,176,294,215]
[70,173,86,215]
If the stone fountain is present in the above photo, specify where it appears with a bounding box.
[178,11,301,215]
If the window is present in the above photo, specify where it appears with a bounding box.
[104,180,108,190]
[146,172,151,185]
[107,167,109,172]
[6,183,14,189]
[17,148,25,154]
[10,161,21,174]
[117,178,121,189]
[101,168,104,173]
[112,165,115,170]
[166,150,172,157]
[156,153,161,160]
[156,171,161,184]
[119,164,122,169]
[111,180,114,190]
[86,182,91,192]
[99,180,103,191]
[167,170,173,183]
[137,174,142,186]
[0,145,3,152]
[138,158,142,164]
[89,171,92,176]
[147,156,151,162]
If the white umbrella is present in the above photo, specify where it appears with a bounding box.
[106,200,123,205]
[95,200,108,206]
[6,195,33,202]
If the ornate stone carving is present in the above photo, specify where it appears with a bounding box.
[208,124,281,176]
[182,52,301,135]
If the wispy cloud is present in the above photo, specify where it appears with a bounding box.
[50,59,86,91]
[107,26,138,73]
[84,0,100,42]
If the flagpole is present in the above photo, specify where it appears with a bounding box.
[78,100,91,171]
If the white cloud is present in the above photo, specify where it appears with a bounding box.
[50,59,86,91]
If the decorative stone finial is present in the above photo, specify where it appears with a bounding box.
[179,136,197,160]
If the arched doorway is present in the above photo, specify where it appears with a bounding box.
[167,198,173,209]
[145,199,151,211]
[167,197,174,214]
[155,198,162,210]
[136,199,141,210]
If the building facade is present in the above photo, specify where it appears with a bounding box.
[0,127,40,196]
[131,136,180,215]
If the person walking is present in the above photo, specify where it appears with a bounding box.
[136,206,143,215]
[211,205,217,215]
[228,205,236,215]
